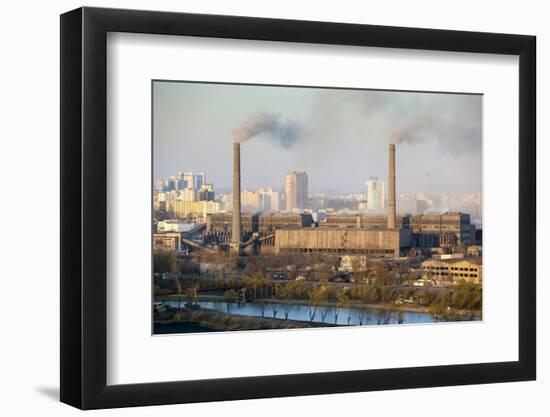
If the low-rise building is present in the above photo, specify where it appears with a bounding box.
[421,257,482,284]
[467,245,482,257]
[432,253,464,260]
[168,200,221,219]
[157,220,196,233]
[338,255,368,272]
[153,232,182,252]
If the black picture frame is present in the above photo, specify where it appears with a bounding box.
[60,6,536,410]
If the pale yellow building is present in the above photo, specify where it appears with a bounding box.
[168,200,221,218]
[421,257,482,284]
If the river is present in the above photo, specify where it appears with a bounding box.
[159,299,472,326]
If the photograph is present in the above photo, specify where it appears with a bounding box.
[152,81,483,334]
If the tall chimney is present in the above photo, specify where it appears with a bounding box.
[230,143,242,252]
[387,143,396,229]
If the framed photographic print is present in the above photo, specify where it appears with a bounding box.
[60,6,536,410]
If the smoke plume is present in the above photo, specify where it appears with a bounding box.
[388,105,481,155]
[233,112,301,148]
[389,114,435,145]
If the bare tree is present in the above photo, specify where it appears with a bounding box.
[223,289,237,313]
[313,287,328,323]
[338,293,351,325]
[308,289,320,322]
[283,303,292,320]
[333,304,340,325]
[277,285,293,320]
[397,310,405,324]
[358,308,366,326]
[270,303,279,319]
[308,305,317,322]
[320,307,329,324]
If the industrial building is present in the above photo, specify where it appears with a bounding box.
[206,212,313,234]
[409,212,476,245]
[203,140,480,258]
[274,228,412,257]
[320,212,475,247]
[321,214,408,229]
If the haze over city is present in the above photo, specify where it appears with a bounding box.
[153,81,482,195]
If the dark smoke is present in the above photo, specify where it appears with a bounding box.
[389,108,481,155]
[389,114,435,145]
[233,112,301,148]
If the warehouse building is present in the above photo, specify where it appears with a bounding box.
[409,212,476,245]
[321,211,475,247]
[321,214,409,229]
[274,228,412,257]
[206,212,313,234]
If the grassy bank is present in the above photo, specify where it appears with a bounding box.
[155,306,337,332]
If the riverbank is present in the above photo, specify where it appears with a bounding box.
[155,306,337,333]
[156,293,482,319]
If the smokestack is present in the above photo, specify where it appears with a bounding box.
[387,143,396,229]
[231,143,241,252]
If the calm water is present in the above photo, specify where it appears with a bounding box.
[160,299,453,326]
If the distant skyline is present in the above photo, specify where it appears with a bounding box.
[153,81,482,195]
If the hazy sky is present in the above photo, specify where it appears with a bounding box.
[153,81,482,195]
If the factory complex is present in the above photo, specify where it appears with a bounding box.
[153,141,482,286]
[210,142,479,259]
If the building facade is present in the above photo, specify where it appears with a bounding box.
[169,200,221,218]
[194,172,206,190]
[285,171,308,211]
[180,187,197,202]
[409,212,476,245]
[259,187,281,212]
[206,212,313,234]
[366,177,385,210]
[274,228,412,257]
[181,172,194,189]
[153,232,182,252]
[198,184,215,201]
[421,257,483,284]
[320,212,476,248]
[157,220,188,233]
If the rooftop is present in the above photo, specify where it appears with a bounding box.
[423,257,482,265]
[277,227,404,232]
